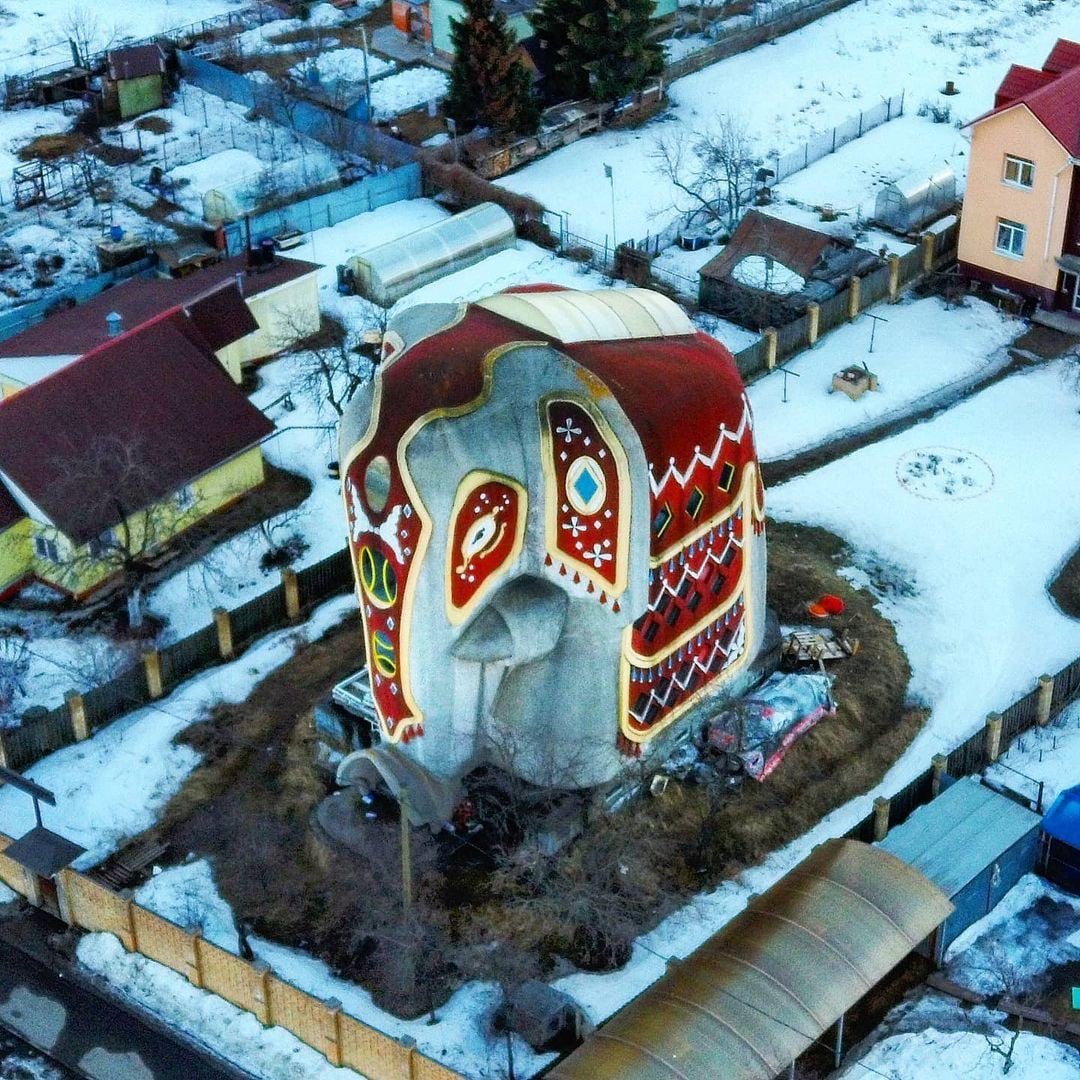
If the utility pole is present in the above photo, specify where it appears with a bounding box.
[359,25,372,123]
[604,163,617,250]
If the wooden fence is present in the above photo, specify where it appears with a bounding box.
[0,547,355,774]
[0,849,461,1079]
[844,651,1080,845]
[727,221,959,381]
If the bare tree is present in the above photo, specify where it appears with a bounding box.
[58,6,117,67]
[651,114,760,232]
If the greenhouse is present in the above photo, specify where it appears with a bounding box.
[874,167,957,233]
[342,202,516,306]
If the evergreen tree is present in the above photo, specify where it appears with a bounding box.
[445,0,540,138]
[531,0,664,104]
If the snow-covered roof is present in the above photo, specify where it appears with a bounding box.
[879,776,1041,898]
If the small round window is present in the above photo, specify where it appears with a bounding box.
[359,546,397,607]
[364,455,391,514]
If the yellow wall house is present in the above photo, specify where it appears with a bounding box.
[0,307,274,600]
[959,39,1080,315]
[0,255,322,394]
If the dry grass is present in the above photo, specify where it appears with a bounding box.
[17,132,89,161]
[129,520,921,1016]
[134,115,172,135]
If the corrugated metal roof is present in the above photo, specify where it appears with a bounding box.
[880,777,1040,898]
[550,839,952,1080]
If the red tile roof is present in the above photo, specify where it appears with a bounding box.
[978,40,1080,155]
[0,255,319,360]
[994,65,1056,108]
[1043,39,1080,75]
[107,44,166,82]
[699,211,838,281]
[0,309,273,544]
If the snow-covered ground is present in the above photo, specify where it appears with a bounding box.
[0,596,354,867]
[499,0,1080,245]
[987,696,1080,812]
[769,361,1080,776]
[748,295,1020,461]
[368,67,448,121]
[0,0,247,77]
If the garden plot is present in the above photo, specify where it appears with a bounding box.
[767,360,1080,779]
[986,696,1080,810]
[747,295,1019,462]
[290,47,396,88]
[837,874,1080,1079]
[231,2,351,57]
[0,0,246,77]
[498,0,1080,246]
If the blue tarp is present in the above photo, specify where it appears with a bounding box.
[1043,785,1080,846]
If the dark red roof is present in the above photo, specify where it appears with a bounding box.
[107,44,166,81]
[1043,39,1080,74]
[0,481,23,532]
[0,255,320,360]
[186,286,259,352]
[699,210,837,282]
[0,309,273,544]
[994,65,1056,108]
[979,40,1080,154]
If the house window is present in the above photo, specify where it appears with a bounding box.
[33,536,59,562]
[1003,155,1035,188]
[994,218,1026,258]
[88,528,115,559]
[175,484,196,510]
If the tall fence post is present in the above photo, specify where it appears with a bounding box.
[931,753,947,797]
[806,302,820,346]
[324,998,344,1067]
[66,691,89,742]
[191,930,205,989]
[985,711,1003,763]
[763,327,778,370]
[921,232,937,273]
[872,796,890,841]
[847,276,861,321]
[282,567,301,620]
[0,732,7,769]
[142,650,164,701]
[1036,674,1054,726]
[252,960,272,1026]
[214,607,235,660]
[888,254,901,302]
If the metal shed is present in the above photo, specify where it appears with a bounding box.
[880,776,1041,960]
[549,839,952,1080]
[344,202,516,306]
[1042,784,1080,894]
[874,167,957,233]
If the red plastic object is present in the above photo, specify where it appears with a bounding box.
[820,594,845,615]
[807,602,828,618]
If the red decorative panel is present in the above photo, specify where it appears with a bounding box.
[447,475,525,620]
[544,399,625,595]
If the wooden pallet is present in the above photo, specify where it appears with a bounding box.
[89,837,169,891]
[782,630,859,670]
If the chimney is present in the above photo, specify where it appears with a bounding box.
[235,271,245,297]
[106,311,123,338]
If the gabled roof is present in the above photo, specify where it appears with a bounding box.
[0,480,24,531]
[0,308,273,544]
[975,40,1080,155]
[107,44,166,81]
[0,254,319,360]
[699,210,871,284]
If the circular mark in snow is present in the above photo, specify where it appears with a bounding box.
[895,446,994,501]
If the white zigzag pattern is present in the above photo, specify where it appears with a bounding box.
[647,394,754,497]
[648,537,742,612]
[630,620,747,721]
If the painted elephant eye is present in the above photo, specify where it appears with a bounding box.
[371,630,397,677]
[359,546,397,607]
[446,473,526,623]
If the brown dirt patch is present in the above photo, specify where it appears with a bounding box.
[17,132,89,161]
[134,115,172,135]
[126,520,920,1017]
[1051,543,1080,620]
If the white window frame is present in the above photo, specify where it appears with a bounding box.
[1002,155,1035,189]
[994,218,1027,259]
[33,535,59,562]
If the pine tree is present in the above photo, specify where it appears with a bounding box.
[445,0,540,138]
[531,0,664,104]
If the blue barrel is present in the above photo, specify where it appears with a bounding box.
[109,224,124,242]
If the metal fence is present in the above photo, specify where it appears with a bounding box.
[297,548,353,610]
